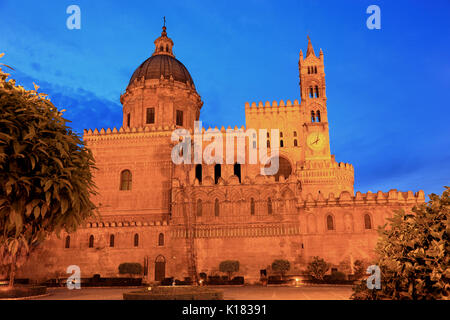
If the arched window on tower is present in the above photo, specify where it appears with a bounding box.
[326,215,335,231]
[160,46,164,52]
[267,198,273,215]
[316,110,321,123]
[158,233,165,246]
[89,235,94,248]
[65,236,70,249]
[315,66,318,74]
[214,199,220,217]
[311,111,316,123]
[315,86,320,98]
[294,139,298,147]
[195,164,202,183]
[309,87,314,98]
[196,199,203,217]
[134,234,139,247]
[307,66,310,74]
[250,198,255,215]
[120,170,132,191]
[364,214,372,230]
[166,45,169,52]
[214,164,221,184]
[234,163,241,183]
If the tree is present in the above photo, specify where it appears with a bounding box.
[118,263,143,277]
[352,187,449,300]
[0,54,97,288]
[307,256,330,281]
[353,259,369,279]
[271,259,290,279]
[219,260,239,280]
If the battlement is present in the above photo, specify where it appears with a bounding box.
[299,189,425,207]
[245,99,301,110]
[302,160,354,171]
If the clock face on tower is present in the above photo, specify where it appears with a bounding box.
[307,132,326,151]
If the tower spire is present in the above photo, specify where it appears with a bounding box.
[306,35,316,58]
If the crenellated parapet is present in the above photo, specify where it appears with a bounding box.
[83,125,177,141]
[297,189,425,208]
[245,99,301,112]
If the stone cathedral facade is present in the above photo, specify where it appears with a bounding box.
[19,26,424,283]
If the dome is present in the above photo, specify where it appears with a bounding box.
[127,25,195,89]
[128,55,194,87]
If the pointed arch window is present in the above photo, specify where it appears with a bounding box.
[214,199,220,217]
[109,234,115,248]
[214,164,221,184]
[250,198,255,215]
[120,170,132,191]
[134,234,139,247]
[294,139,298,147]
[364,214,372,230]
[315,86,320,98]
[311,111,316,123]
[65,236,71,249]
[196,199,203,217]
[326,215,335,231]
[316,110,321,123]
[158,233,165,246]
[309,87,314,98]
[195,164,202,183]
[314,66,318,74]
[89,235,94,248]
[267,198,273,215]
[234,163,241,183]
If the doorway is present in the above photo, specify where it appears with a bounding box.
[155,255,166,281]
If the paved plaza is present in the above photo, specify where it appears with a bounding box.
[33,285,353,300]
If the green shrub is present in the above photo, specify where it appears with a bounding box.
[271,259,290,278]
[307,256,330,281]
[118,263,143,277]
[219,260,239,279]
[329,271,346,282]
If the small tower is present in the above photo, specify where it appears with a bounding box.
[299,37,331,161]
[298,36,327,108]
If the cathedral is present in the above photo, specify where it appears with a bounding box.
[19,25,424,283]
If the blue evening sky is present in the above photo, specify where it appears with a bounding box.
[0,0,449,197]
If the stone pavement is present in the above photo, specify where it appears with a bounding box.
[34,285,353,300]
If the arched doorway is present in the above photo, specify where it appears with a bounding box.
[155,255,166,281]
[264,156,292,182]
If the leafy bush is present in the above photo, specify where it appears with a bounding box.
[329,271,346,282]
[352,187,450,300]
[271,259,290,278]
[118,263,143,277]
[219,260,239,279]
[307,256,330,281]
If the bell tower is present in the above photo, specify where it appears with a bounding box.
[299,36,331,161]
